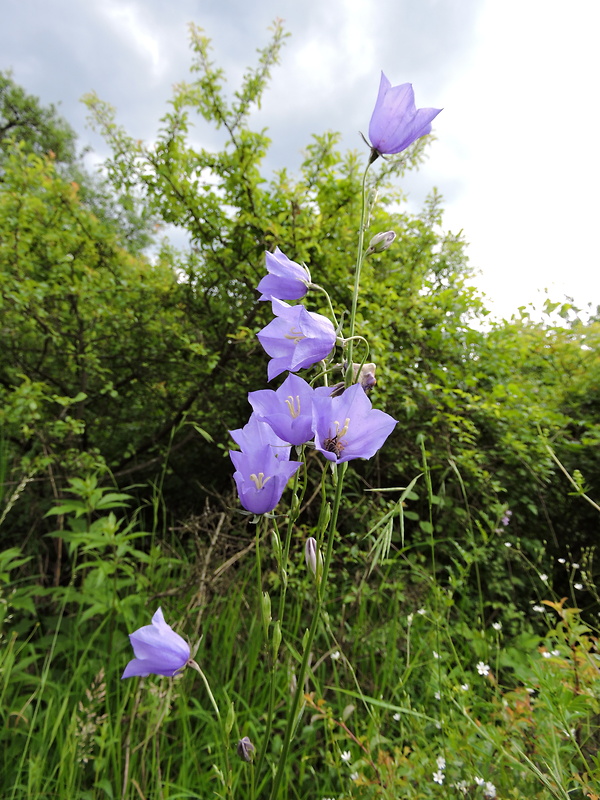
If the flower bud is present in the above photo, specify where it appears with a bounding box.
[305,537,322,581]
[237,736,256,762]
[366,230,396,256]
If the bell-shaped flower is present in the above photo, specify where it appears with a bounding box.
[312,383,397,464]
[257,247,311,302]
[122,607,190,679]
[368,72,441,157]
[230,412,291,460]
[248,373,315,446]
[257,299,336,381]
[230,444,301,514]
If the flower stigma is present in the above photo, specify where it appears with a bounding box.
[284,327,306,343]
[250,472,272,490]
[285,395,301,418]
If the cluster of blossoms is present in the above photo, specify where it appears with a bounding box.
[228,249,398,515]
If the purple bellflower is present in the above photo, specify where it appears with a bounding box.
[257,298,336,381]
[230,444,301,514]
[122,607,190,679]
[312,383,397,464]
[230,412,291,461]
[248,373,315,446]
[368,72,441,159]
[257,247,311,302]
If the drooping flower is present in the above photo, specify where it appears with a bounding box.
[237,736,256,762]
[230,444,301,514]
[312,383,397,464]
[122,607,190,679]
[368,72,441,159]
[257,247,311,302]
[248,373,315,446]
[257,298,336,381]
[230,412,291,460]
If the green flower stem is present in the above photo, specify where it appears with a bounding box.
[345,162,372,386]
[268,461,347,800]
[188,659,221,720]
[255,463,306,790]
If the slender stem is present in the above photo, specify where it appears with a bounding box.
[268,462,347,800]
[346,163,371,386]
[188,659,221,719]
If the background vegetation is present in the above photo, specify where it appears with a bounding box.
[1,23,599,799]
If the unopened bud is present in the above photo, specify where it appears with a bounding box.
[237,736,255,762]
[354,362,376,392]
[305,537,323,581]
[366,230,396,256]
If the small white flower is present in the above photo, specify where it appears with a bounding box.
[474,776,485,786]
[330,650,341,661]
[434,691,441,700]
[350,772,359,781]
[558,557,566,564]
[432,770,445,785]
[417,607,426,615]
[484,781,497,798]
[476,661,490,676]
[492,621,502,631]
[504,541,512,547]
[436,755,446,770]
[433,650,440,660]
[574,583,583,590]
[392,712,401,721]
[341,751,351,763]
[454,780,469,794]
[572,562,580,569]
[461,683,470,691]
[532,604,545,613]
[539,573,548,582]
[551,649,560,656]
[407,613,414,625]
[542,651,551,658]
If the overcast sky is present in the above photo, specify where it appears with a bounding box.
[2,0,599,321]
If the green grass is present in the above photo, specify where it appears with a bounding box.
[1,481,599,800]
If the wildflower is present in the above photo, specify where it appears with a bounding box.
[257,247,311,302]
[434,691,441,700]
[436,756,446,770]
[341,750,352,763]
[230,446,301,514]
[257,299,336,381]
[237,736,256,762]
[539,573,548,583]
[122,608,190,679]
[504,541,512,547]
[392,712,401,721]
[331,650,341,661]
[312,383,397,464]
[558,557,566,564]
[532,604,545,613]
[368,72,441,159]
[432,770,445,785]
[484,781,497,798]
[574,582,583,590]
[454,780,469,794]
[474,776,485,786]
[417,608,426,615]
[476,661,490,676]
[350,772,359,781]
[248,373,315,446]
[460,683,469,691]
[230,413,291,460]
[433,650,440,660]
[492,621,502,631]
[501,509,512,526]
[406,613,414,625]
[572,562,580,569]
